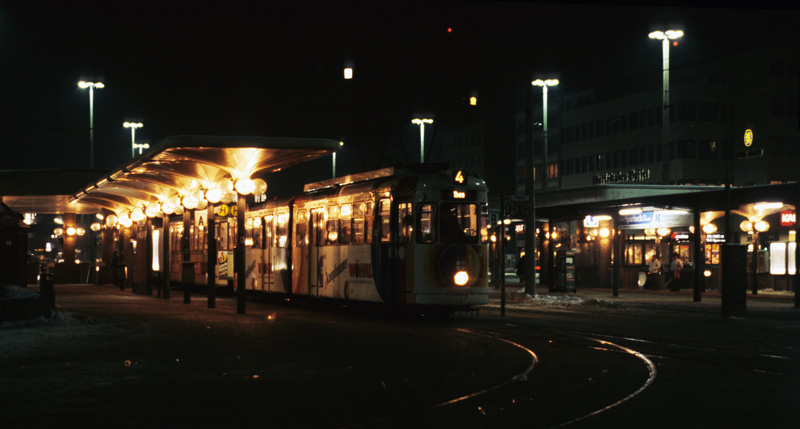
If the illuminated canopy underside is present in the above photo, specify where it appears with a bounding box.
[25,135,339,215]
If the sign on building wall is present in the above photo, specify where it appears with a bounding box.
[617,210,693,230]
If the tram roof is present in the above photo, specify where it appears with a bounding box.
[1,135,341,215]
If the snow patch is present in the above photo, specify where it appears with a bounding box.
[1,284,41,299]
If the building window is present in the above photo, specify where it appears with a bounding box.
[770,136,784,156]
[629,148,639,165]
[698,102,718,121]
[629,112,639,130]
[548,162,559,179]
[677,140,696,159]
[771,98,785,117]
[699,140,718,159]
[677,101,695,121]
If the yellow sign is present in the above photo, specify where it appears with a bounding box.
[215,204,238,217]
[744,129,753,147]
[453,170,466,185]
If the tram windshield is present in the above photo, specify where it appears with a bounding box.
[441,203,479,244]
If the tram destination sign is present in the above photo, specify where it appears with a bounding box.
[593,169,651,185]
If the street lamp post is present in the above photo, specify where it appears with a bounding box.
[78,81,104,169]
[526,78,558,295]
[124,122,144,158]
[332,141,344,179]
[531,79,559,191]
[411,118,433,164]
[649,29,684,183]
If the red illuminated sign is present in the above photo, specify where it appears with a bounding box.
[780,210,796,226]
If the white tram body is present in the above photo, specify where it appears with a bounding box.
[171,166,489,309]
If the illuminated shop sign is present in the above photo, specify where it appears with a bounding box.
[592,169,651,185]
[780,210,796,226]
[618,210,693,230]
[769,242,796,275]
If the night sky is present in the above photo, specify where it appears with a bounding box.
[0,2,796,188]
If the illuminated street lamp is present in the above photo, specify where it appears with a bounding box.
[123,122,144,158]
[332,141,344,178]
[531,79,559,190]
[411,118,433,164]
[133,142,150,155]
[649,29,684,183]
[78,81,104,168]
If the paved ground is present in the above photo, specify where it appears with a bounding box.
[3,282,799,427]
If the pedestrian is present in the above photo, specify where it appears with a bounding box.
[111,250,120,287]
[516,253,526,279]
[648,254,661,289]
[668,252,684,291]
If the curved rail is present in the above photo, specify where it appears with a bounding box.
[545,334,658,428]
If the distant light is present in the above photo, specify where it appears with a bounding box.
[619,207,642,216]
[447,27,453,33]
[753,202,782,210]
[343,67,353,79]
[469,96,477,106]
[532,79,559,87]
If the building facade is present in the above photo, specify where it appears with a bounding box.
[510,45,800,291]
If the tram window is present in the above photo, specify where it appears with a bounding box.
[480,204,489,244]
[294,209,307,247]
[265,215,274,248]
[248,217,263,249]
[398,202,413,243]
[339,204,352,245]
[276,212,288,248]
[327,205,340,245]
[441,203,478,244]
[379,199,391,243]
[352,202,366,245]
[312,208,326,246]
[365,201,374,244]
[417,203,437,243]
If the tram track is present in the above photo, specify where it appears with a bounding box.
[345,327,657,428]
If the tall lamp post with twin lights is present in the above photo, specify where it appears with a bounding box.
[124,122,144,158]
[649,29,684,183]
[78,81,104,169]
[411,118,433,164]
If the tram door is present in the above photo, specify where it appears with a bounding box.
[310,207,326,296]
[374,197,414,303]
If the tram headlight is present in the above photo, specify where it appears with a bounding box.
[454,270,469,287]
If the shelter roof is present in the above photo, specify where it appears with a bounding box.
[1,135,340,214]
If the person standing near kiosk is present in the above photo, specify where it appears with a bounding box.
[648,254,662,289]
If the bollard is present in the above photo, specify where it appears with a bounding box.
[39,272,55,311]
[721,244,747,318]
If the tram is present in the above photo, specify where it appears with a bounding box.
[168,166,489,309]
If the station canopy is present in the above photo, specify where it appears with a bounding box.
[2,135,341,215]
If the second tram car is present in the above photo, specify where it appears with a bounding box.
[169,166,489,309]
